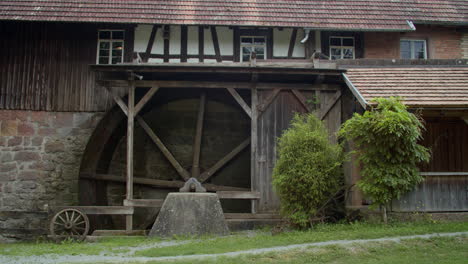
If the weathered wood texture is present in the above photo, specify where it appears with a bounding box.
[253,87,342,212]
[0,21,133,111]
[393,118,468,212]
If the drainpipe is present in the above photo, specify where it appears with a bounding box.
[300,28,311,43]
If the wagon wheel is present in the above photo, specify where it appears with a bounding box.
[49,209,90,241]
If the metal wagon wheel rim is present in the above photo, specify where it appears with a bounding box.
[50,209,90,241]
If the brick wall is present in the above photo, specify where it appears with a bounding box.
[364,25,462,59]
[0,110,103,241]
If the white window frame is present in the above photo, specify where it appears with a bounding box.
[97,30,125,65]
[400,39,427,59]
[329,36,355,60]
[240,36,267,62]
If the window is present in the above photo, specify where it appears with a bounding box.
[240,36,266,62]
[400,39,427,59]
[97,30,125,64]
[329,36,355,60]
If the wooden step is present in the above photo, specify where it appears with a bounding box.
[217,191,260,199]
[224,213,282,219]
[91,229,148,236]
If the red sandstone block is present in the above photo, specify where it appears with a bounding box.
[7,136,22,147]
[30,111,49,126]
[44,141,65,153]
[0,162,17,173]
[31,137,43,146]
[17,170,40,180]
[38,128,57,136]
[51,113,73,127]
[1,120,18,136]
[0,111,13,121]
[14,151,41,162]
[14,111,29,122]
[17,122,35,136]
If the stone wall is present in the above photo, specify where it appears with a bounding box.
[0,110,103,241]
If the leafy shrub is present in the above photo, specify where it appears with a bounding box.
[272,113,344,228]
[339,97,430,222]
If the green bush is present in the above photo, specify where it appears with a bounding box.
[339,97,430,222]
[272,113,344,228]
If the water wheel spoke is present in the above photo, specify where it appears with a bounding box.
[72,214,82,224]
[54,222,65,226]
[57,215,67,224]
[70,211,75,223]
[74,221,86,226]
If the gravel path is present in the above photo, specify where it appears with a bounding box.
[1,231,467,264]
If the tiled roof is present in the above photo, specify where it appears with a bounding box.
[0,0,467,31]
[344,67,468,108]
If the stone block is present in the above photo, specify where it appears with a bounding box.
[30,111,49,126]
[51,113,73,127]
[1,153,13,163]
[0,162,17,173]
[17,122,35,136]
[14,151,40,162]
[37,128,57,136]
[149,193,229,237]
[44,140,65,153]
[1,120,18,136]
[7,137,22,147]
[31,137,43,147]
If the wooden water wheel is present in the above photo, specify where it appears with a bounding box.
[79,88,252,230]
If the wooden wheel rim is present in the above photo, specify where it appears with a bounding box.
[49,208,90,240]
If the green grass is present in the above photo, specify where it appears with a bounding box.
[149,236,468,264]
[134,221,468,257]
[0,221,467,258]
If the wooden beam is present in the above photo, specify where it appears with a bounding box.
[217,191,260,199]
[52,206,133,215]
[80,173,251,192]
[250,74,259,214]
[100,80,340,91]
[287,28,298,58]
[257,88,281,114]
[227,87,252,118]
[291,89,312,113]
[191,93,206,178]
[224,213,282,219]
[180,25,188,62]
[123,199,164,207]
[210,26,222,62]
[126,81,135,232]
[91,230,147,236]
[163,25,170,63]
[198,26,204,62]
[136,116,191,181]
[105,86,128,116]
[420,172,468,177]
[198,137,251,183]
[145,25,159,62]
[320,90,342,120]
[134,86,159,116]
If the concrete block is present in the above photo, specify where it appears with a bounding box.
[149,193,229,237]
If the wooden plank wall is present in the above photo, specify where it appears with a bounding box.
[254,88,342,212]
[0,21,125,112]
[393,118,468,212]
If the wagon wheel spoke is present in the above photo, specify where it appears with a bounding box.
[49,209,90,242]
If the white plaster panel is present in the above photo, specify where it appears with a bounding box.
[204,28,215,55]
[292,29,306,58]
[153,27,164,54]
[134,25,152,52]
[187,58,199,63]
[148,58,163,63]
[169,26,181,54]
[169,58,181,63]
[187,26,199,56]
[217,27,233,56]
[273,28,291,57]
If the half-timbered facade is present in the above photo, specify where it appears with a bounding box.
[0,0,467,239]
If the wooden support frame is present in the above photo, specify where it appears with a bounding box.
[227,87,252,118]
[144,25,159,62]
[198,26,204,62]
[126,80,135,231]
[191,93,206,178]
[250,73,259,214]
[287,28,298,58]
[134,86,159,116]
[136,116,191,181]
[180,25,188,62]
[123,199,164,208]
[257,88,281,115]
[320,90,342,120]
[291,89,312,113]
[210,26,222,62]
[198,137,251,183]
[80,173,251,192]
[105,86,128,116]
[217,191,260,200]
[51,206,134,215]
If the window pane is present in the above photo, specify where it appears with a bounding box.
[99,57,109,64]
[414,41,425,59]
[99,42,110,49]
[342,38,354,46]
[254,47,264,54]
[242,46,252,54]
[112,31,124,40]
[254,37,265,44]
[112,49,122,57]
[330,48,342,60]
[99,49,110,57]
[343,48,354,59]
[330,37,341,46]
[99,31,111,39]
[400,40,411,59]
[111,57,121,64]
[241,37,252,44]
[112,42,124,50]
[242,54,250,61]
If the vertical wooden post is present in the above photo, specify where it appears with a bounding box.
[191,93,206,178]
[126,79,135,231]
[250,77,259,213]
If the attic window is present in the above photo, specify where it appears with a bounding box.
[400,39,427,59]
[240,36,266,62]
[329,36,355,60]
[97,30,125,64]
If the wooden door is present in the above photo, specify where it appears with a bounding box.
[252,86,342,213]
